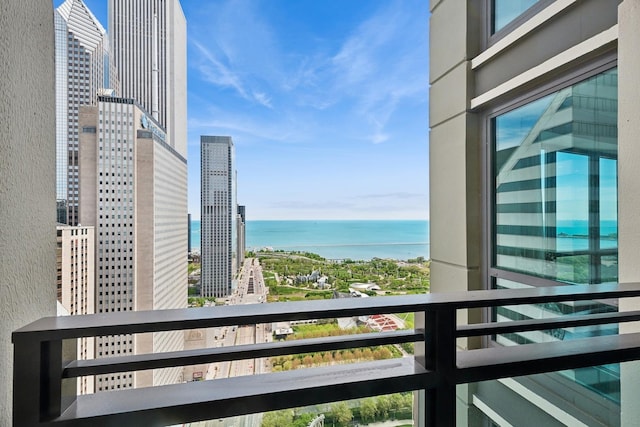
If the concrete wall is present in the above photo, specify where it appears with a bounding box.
[617,0,640,425]
[428,0,482,338]
[151,131,187,386]
[135,118,155,389]
[428,1,482,422]
[0,1,56,424]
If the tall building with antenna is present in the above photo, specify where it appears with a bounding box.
[108,0,187,157]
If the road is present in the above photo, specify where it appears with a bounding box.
[196,258,271,427]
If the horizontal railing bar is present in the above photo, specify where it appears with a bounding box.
[55,359,432,426]
[13,296,424,341]
[462,283,640,308]
[456,332,640,384]
[13,283,640,342]
[63,330,424,378]
[457,310,640,337]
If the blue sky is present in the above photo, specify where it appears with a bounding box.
[55,0,430,220]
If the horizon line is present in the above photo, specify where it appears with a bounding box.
[189,218,430,222]
[191,218,429,222]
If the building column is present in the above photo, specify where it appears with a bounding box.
[617,1,640,426]
[426,0,482,424]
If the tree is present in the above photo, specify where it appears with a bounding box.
[389,393,405,412]
[292,413,316,427]
[330,402,353,426]
[360,398,378,423]
[400,392,413,409]
[261,409,293,427]
[376,395,392,418]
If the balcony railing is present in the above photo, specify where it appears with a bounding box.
[13,283,640,426]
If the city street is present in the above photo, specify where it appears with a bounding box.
[198,258,271,427]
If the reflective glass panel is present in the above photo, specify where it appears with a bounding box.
[491,67,619,403]
[468,363,630,426]
[492,0,540,33]
[493,68,618,285]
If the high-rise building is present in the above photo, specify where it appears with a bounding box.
[55,0,119,225]
[188,213,192,254]
[108,0,187,158]
[56,224,95,394]
[237,205,246,268]
[429,0,639,425]
[79,95,188,390]
[201,136,237,298]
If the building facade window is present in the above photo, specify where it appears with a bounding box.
[492,0,540,33]
[489,0,557,41]
[489,67,619,401]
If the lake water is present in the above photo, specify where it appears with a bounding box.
[191,219,430,261]
[190,218,617,261]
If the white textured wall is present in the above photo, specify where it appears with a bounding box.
[0,1,56,424]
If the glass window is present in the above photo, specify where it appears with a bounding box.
[493,68,618,285]
[492,0,540,34]
[491,67,618,401]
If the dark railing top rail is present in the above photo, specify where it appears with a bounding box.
[13,283,640,427]
[13,282,640,342]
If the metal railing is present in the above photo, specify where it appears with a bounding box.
[13,282,640,426]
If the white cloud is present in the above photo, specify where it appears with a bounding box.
[356,192,425,200]
[327,1,429,143]
[252,91,273,109]
[189,0,428,145]
[188,109,312,146]
[192,40,249,98]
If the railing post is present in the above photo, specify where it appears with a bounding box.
[13,335,44,426]
[424,307,456,427]
[61,338,78,416]
[13,336,77,426]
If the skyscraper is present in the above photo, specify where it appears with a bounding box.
[55,0,119,225]
[79,96,188,390]
[108,0,187,157]
[237,205,246,269]
[429,0,636,424]
[56,224,95,394]
[201,136,237,298]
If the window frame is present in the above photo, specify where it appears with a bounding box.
[482,54,618,293]
[483,0,555,48]
[478,58,621,411]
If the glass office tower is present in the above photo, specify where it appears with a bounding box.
[55,0,119,225]
[201,136,238,298]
